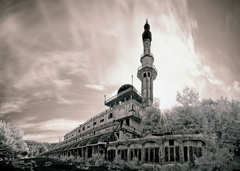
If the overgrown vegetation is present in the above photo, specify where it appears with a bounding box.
[25,140,57,157]
[142,86,240,170]
[0,120,29,160]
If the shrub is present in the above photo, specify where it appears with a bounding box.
[11,160,37,170]
[59,155,68,162]
[74,156,86,168]
[112,154,127,169]
[86,153,105,166]
[128,157,141,169]
[194,147,234,171]
[44,161,52,166]
[66,155,75,163]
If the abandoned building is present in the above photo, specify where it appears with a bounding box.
[42,20,205,164]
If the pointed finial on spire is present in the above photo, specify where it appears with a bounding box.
[142,19,152,41]
[144,19,150,31]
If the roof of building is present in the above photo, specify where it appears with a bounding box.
[117,84,133,95]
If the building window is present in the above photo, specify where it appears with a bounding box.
[145,148,149,162]
[184,146,188,161]
[143,73,146,78]
[118,149,127,161]
[108,150,115,161]
[130,149,133,160]
[93,121,97,126]
[129,104,135,112]
[87,125,90,129]
[169,140,174,146]
[175,146,180,161]
[100,118,104,123]
[82,127,85,131]
[78,129,81,133]
[126,119,130,126]
[170,147,174,161]
[148,72,150,77]
[108,113,113,119]
[199,147,202,157]
[150,148,154,162]
[165,147,169,162]
[189,146,193,162]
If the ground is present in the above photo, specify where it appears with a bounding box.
[0,157,138,171]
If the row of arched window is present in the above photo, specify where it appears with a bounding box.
[143,72,151,78]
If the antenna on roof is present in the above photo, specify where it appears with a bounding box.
[132,75,133,86]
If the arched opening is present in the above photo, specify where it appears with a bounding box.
[143,73,146,78]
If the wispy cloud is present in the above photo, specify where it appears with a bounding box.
[86,84,104,91]
[0,98,27,115]
[233,81,240,92]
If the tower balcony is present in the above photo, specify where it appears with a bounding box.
[137,64,158,81]
[140,53,154,63]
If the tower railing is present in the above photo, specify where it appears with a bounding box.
[137,64,158,73]
[140,53,154,59]
[105,87,142,104]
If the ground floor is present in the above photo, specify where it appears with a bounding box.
[44,134,205,164]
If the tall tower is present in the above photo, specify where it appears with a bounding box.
[137,20,157,107]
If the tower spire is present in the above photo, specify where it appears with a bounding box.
[137,20,157,107]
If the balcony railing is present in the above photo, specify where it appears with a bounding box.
[140,53,154,59]
[137,64,158,73]
[105,87,142,104]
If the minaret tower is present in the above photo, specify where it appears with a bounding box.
[137,20,157,107]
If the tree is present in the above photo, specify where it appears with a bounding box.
[142,106,161,135]
[170,86,201,134]
[192,97,240,170]
[176,86,199,107]
[0,120,28,160]
[39,143,48,154]
[142,98,172,135]
[25,140,49,155]
[200,97,240,156]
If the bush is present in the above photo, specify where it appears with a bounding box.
[11,160,37,170]
[194,147,234,171]
[66,155,75,163]
[112,154,128,169]
[86,153,105,166]
[59,155,68,162]
[128,157,141,169]
[74,156,85,168]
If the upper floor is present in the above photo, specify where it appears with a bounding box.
[63,85,144,142]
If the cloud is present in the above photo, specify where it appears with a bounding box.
[0,98,27,115]
[86,84,104,91]
[233,81,240,92]
[202,65,224,86]
[20,118,83,142]
[56,96,83,105]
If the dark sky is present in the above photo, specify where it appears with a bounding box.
[0,0,239,142]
